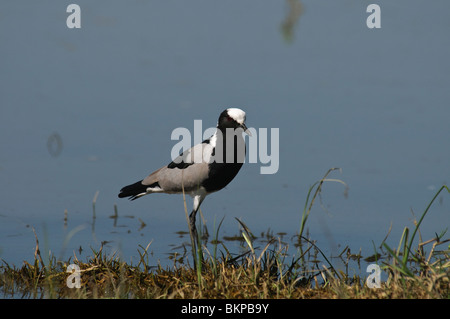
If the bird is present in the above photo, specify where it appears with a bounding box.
[118,108,250,248]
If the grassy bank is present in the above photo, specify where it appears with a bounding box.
[0,232,448,299]
[0,171,449,299]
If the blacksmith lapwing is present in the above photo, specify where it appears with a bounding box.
[118,108,250,247]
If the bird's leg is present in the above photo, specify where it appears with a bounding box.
[189,209,198,254]
[189,191,206,269]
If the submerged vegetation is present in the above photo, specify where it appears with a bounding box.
[1,170,449,299]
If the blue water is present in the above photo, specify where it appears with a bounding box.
[0,1,449,273]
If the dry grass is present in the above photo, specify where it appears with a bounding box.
[1,173,448,299]
[0,231,448,299]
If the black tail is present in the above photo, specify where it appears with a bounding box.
[118,180,147,200]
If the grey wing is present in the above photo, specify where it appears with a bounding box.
[152,162,210,193]
[141,141,213,193]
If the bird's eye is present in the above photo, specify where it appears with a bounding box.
[226,115,232,122]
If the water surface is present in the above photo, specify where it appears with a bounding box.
[0,1,449,271]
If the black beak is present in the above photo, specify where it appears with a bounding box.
[241,123,251,136]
